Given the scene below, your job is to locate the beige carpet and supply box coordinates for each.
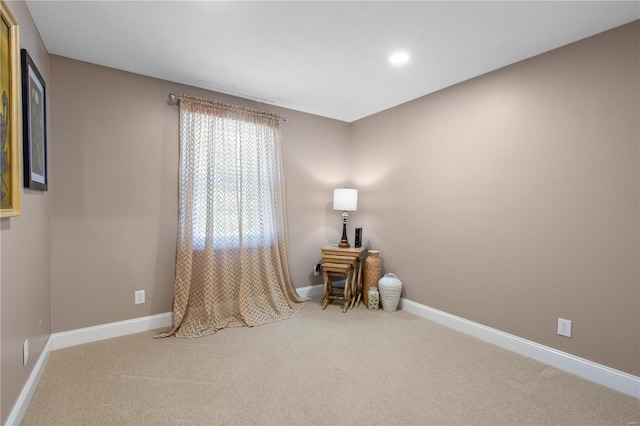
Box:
[22,297,639,425]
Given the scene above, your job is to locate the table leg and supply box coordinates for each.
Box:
[342,273,351,313]
[353,255,363,308]
[322,271,330,309]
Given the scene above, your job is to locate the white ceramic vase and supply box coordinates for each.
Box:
[378,273,402,312]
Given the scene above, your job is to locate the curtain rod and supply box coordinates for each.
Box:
[168,93,288,123]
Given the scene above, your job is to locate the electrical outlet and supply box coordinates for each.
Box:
[135,290,145,305]
[558,318,572,338]
[313,264,321,276]
[23,340,29,366]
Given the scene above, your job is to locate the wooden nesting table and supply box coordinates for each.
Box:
[321,245,367,311]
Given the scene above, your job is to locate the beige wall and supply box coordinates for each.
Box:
[0,0,51,423]
[49,55,350,333]
[351,21,639,375]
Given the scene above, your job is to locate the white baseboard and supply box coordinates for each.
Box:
[295,284,324,299]
[52,312,173,350]
[5,337,53,426]
[46,287,320,352]
[400,298,640,398]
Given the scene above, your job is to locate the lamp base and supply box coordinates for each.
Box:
[339,214,350,248]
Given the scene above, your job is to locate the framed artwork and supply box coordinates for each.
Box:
[0,0,20,217]
[21,49,47,191]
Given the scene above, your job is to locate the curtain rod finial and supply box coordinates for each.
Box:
[168,94,178,104]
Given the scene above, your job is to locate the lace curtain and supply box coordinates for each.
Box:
[157,96,305,338]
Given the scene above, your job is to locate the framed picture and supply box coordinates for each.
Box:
[0,0,20,217]
[21,49,47,191]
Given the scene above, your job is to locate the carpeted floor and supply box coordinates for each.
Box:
[22,297,640,425]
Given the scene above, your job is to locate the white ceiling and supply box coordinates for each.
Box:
[26,1,639,122]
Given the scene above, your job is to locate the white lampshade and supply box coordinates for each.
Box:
[333,188,358,211]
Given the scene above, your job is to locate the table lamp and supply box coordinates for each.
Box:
[333,188,358,248]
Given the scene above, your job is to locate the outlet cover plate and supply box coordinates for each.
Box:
[558,318,572,337]
[135,290,145,305]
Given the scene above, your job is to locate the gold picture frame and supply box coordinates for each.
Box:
[1,0,20,217]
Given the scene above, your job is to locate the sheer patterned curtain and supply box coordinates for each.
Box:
[158,96,305,338]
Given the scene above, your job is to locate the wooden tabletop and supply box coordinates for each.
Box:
[321,244,367,256]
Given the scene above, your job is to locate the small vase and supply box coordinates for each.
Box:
[378,273,403,312]
[363,250,382,305]
[367,287,379,311]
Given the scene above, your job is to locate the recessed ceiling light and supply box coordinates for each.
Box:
[389,51,410,65]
